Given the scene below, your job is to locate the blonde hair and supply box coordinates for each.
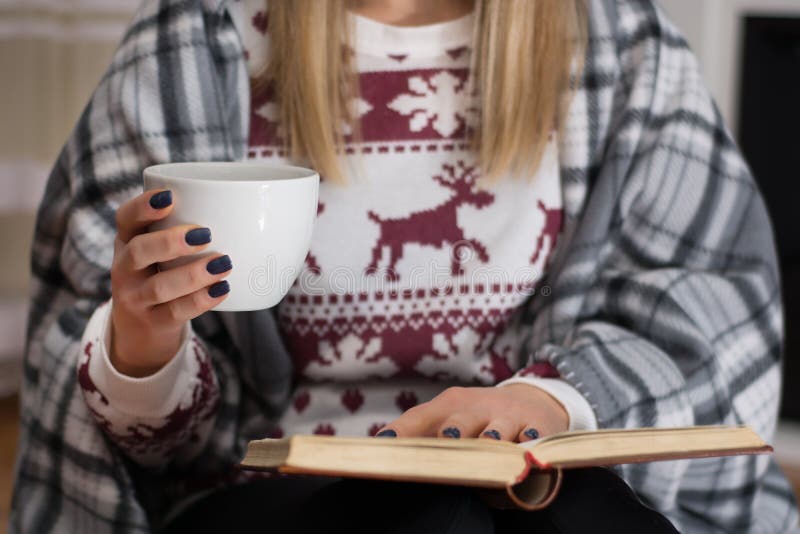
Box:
[261,0,586,183]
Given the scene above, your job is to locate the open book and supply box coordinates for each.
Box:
[240,426,771,510]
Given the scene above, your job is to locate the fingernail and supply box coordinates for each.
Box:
[186,227,211,246]
[376,429,397,438]
[206,255,232,275]
[524,428,540,440]
[208,280,230,298]
[483,430,501,440]
[149,190,172,209]
[442,427,461,439]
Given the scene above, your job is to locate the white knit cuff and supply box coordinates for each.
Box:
[84,300,197,418]
[497,376,598,431]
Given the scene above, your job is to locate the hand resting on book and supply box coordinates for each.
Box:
[376,384,569,442]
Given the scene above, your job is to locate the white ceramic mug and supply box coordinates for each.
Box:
[143,162,319,311]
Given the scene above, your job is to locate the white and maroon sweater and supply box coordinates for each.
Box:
[78,1,595,465]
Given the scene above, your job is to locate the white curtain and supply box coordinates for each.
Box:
[0,0,139,396]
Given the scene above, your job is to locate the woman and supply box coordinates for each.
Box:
[10,0,799,532]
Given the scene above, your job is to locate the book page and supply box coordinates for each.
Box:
[519,426,771,468]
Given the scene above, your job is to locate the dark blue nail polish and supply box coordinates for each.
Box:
[442,427,461,439]
[206,255,232,275]
[524,428,540,440]
[376,429,397,438]
[149,190,172,209]
[483,430,501,440]
[208,280,230,298]
[186,227,211,246]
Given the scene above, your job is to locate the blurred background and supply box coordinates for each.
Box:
[0,0,798,529]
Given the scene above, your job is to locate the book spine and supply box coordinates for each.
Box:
[479,453,562,512]
[505,468,562,511]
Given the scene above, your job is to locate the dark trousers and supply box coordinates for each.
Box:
[162,468,678,533]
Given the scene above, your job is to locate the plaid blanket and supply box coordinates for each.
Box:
[10,0,799,531]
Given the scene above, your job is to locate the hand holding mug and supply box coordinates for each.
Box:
[110,189,233,377]
[111,162,319,377]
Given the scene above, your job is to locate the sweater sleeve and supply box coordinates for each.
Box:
[78,301,219,467]
[517,1,798,531]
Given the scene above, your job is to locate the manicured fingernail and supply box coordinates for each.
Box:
[376,429,397,438]
[208,280,230,298]
[149,190,172,209]
[524,428,540,440]
[483,430,501,440]
[186,227,211,246]
[206,255,232,275]
[442,427,461,439]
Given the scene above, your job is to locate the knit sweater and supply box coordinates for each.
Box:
[242,2,596,436]
[12,0,799,531]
